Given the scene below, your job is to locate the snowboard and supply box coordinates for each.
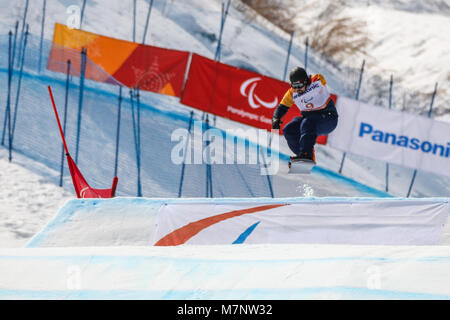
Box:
[288,158,316,174]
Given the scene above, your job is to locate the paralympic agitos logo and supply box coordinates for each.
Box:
[240,77,278,109]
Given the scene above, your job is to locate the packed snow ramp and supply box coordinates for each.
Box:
[0,197,449,299]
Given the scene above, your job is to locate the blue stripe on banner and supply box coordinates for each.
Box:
[233,221,261,244]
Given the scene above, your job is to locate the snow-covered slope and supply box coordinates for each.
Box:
[0,149,72,248]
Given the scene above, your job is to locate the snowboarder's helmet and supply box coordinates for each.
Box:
[289,67,309,89]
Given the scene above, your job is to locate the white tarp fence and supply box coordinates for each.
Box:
[327,96,450,177]
[27,198,450,248]
[152,200,449,246]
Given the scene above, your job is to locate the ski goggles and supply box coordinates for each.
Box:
[291,79,308,89]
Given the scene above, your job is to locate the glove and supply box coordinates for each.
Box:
[272,117,282,129]
[272,104,289,129]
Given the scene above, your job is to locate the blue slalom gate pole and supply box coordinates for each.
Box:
[38,0,46,73]
[142,0,154,44]
[406,82,438,198]
[282,31,294,81]
[75,47,87,164]
[338,59,365,174]
[114,86,123,178]
[59,60,71,187]
[11,24,29,145]
[178,111,194,197]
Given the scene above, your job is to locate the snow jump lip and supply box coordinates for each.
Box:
[26,197,450,248]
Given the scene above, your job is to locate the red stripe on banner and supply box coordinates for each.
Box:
[155,204,287,246]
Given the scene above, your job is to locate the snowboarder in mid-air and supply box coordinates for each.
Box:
[272,66,338,172]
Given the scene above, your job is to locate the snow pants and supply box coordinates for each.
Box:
[283,102,338,155]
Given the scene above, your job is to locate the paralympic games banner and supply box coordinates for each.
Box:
[180,54,335,144]
[328,96,450,177]
[47,23,190,97]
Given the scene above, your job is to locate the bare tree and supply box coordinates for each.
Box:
[240,0,369,60]
[240,0,297,32]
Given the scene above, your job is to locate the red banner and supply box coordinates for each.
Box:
[181,54,335,144]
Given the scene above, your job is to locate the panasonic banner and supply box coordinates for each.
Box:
[327,96,450,177]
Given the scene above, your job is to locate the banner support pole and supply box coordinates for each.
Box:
[38,0,46,73]
[114,86,122,178]
[178,111,194,197]
[59,60,71,187]
[338,59,365,174]
[282,31,294,81]
[385,74,393,193]
[406,82,438,197]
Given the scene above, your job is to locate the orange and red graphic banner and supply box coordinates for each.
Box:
[47,23,190,97]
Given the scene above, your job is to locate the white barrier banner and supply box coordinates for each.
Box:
[328,96,450,177]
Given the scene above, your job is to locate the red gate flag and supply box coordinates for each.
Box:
[66,154,118,198]
[180,54,335,144]
[47,23,190,97]
[48,85,118,198]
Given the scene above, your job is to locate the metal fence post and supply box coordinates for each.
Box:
[304,37,309,72]
[80,0,87,29]
[282,31,294,81]
[142,0,154,44]
[338,59,365,174]
[38,0,46,73]
[136,87,142,197]
[11,24,29,144]
[75,47,87,164]
[12,21,18,70]
[2,31,13,147]
[214,0,231,62]
[130,89,142,197]
[114,86,123,178]
[406,82,438,197]
[204,115,213,197]
[132,0,136,42]
[59,60,71,186]
[385,74,393,192]
[16,0,29,68]
[5,32,13,161]
[178,111,194,197]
